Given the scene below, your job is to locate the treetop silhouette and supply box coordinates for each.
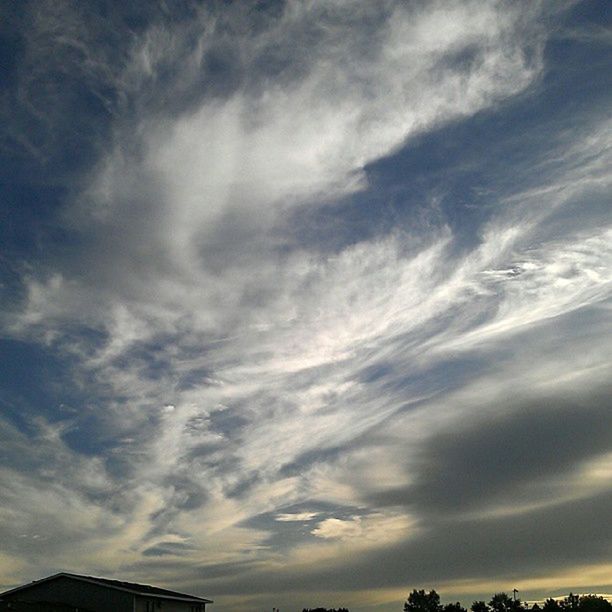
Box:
[404,591,611,612]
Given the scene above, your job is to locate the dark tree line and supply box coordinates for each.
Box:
[404,590,612,612]
[299,592,611,612]
[302,608,349,612]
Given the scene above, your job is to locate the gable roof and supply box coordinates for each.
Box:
[0,573,212,604]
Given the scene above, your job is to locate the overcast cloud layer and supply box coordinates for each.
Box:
[0,1,611,611]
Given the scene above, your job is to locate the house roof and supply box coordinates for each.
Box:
[0,573,213,604]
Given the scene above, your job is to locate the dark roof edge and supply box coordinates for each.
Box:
[0,573,66,598]
[0,573,213,604]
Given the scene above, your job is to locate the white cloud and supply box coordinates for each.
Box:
[276,512,320,522]
[309,513,415,547]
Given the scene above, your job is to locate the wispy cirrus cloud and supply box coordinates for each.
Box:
[0,1,611,611]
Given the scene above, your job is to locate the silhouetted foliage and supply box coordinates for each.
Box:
[543,600,562,612]
[561,595,581,611]
[489,593,524,612]
[404,590,443,612]
[472,602,490,612]
[444,602,467,612]
[576,597,612,612]
[302,608,349,612]
[404,591,611,612]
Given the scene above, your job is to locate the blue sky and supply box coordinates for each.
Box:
[0,1,611,611]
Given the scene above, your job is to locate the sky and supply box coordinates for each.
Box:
[0,1,611,611]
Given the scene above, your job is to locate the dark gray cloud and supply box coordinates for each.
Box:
[372,386,612,515]
[142,541,195,557]
[201,487,612,595]
[186,385,612,598]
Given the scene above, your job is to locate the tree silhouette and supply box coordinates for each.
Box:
[577,596,612,612]
[404,590,443,612]
[444,602,467,612]
[302,608,349,612]
[489,593,524,612]
[561,595,581,610]
[543,600,561,612]
[402,590,611,612]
